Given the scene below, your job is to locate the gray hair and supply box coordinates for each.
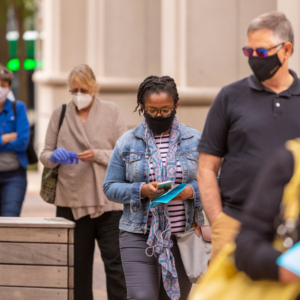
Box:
[248,12,294,53]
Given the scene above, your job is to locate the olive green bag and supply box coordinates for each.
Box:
[40,104,66,204]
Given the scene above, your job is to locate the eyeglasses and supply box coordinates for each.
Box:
[144,108,174,118]
[242,42,285,58]
[69,88,89,94]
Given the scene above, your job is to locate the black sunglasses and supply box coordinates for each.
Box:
[242,42,285,58]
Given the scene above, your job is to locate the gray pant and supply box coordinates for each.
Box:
[119,230,192,300]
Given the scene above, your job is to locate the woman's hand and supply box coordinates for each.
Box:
[141,182,165,201]
[2,132,17,145]
[171,185,193,201]
[279,267,300,283]
[78,150,94,162]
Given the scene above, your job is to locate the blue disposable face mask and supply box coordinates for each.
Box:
[0,87,9,103]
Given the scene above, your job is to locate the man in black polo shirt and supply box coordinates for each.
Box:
[197,11,300,261]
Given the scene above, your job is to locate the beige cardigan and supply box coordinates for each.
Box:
[40,98,127,219]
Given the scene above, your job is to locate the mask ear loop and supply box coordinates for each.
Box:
[145,208,172,257]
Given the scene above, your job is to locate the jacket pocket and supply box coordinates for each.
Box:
[123,153,142,181]
[3,119,16,133]
[186,151,199,178]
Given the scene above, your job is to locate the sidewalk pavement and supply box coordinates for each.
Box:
[21,171,107,300]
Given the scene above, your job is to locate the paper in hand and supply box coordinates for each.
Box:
[276,241,300,277]
[148,183,187,210]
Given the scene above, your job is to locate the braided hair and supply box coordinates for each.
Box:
[134,75,179,115]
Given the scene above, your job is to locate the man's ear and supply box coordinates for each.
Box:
[284,42,293,58]
[175,102,179,109]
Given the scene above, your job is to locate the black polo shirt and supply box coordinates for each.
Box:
[198,70,300,221]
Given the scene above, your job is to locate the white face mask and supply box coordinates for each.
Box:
[72,93,93,110]
[0,87,9,103]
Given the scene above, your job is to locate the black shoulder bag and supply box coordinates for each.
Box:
[12,101,38,165]
[40,104,66,204]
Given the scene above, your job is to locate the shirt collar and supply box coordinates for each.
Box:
[248,69,300,97]
[2,99,11,112]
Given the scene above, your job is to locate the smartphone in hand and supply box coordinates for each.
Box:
[157,180,173,191]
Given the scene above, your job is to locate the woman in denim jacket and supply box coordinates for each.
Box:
[103,76,203,300]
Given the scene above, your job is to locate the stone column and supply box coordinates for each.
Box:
[277,0,300,74]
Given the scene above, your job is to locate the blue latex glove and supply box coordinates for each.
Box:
[50,148,78,165]
[68,151,79,164]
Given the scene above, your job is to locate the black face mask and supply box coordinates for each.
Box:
[144,109,176,135]
[248,53,282,82]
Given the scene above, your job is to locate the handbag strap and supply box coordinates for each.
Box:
[12,100,17,116]
[195,211,201,237]
[56,104,66,148]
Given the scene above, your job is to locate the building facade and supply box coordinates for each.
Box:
[33,0,300,162]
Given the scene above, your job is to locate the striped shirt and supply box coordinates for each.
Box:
[147,135,186,234]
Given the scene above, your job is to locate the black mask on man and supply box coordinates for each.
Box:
[144,109,176,135]
[248,53,282,82]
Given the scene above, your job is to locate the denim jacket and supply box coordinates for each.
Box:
[103,122,204,234]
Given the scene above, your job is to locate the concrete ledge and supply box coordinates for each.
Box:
[33,71,219,105]
[178,87,220,106]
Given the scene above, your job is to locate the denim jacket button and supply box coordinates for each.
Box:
[141,228,144,232]
[143,172,146,177]
[143,211,146,215]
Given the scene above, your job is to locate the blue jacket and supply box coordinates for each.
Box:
[0,99,30,168]
[103,121,204,234]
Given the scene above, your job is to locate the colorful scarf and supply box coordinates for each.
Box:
[143,116,181,300]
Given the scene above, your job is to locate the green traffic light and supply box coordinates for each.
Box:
[7,58,20,71]
[24,59,37,70]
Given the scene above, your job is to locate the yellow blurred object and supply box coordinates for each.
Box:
[283,139,300,221]
[274,139,300,252]
[189,243,300,300]
[190,138,300,300]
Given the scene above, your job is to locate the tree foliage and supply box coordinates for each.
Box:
[0,0,36,105]
[0,0,36,28]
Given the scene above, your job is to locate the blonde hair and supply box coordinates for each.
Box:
[68,64,98,91]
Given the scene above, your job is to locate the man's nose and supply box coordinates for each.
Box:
[252,50,259,57]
